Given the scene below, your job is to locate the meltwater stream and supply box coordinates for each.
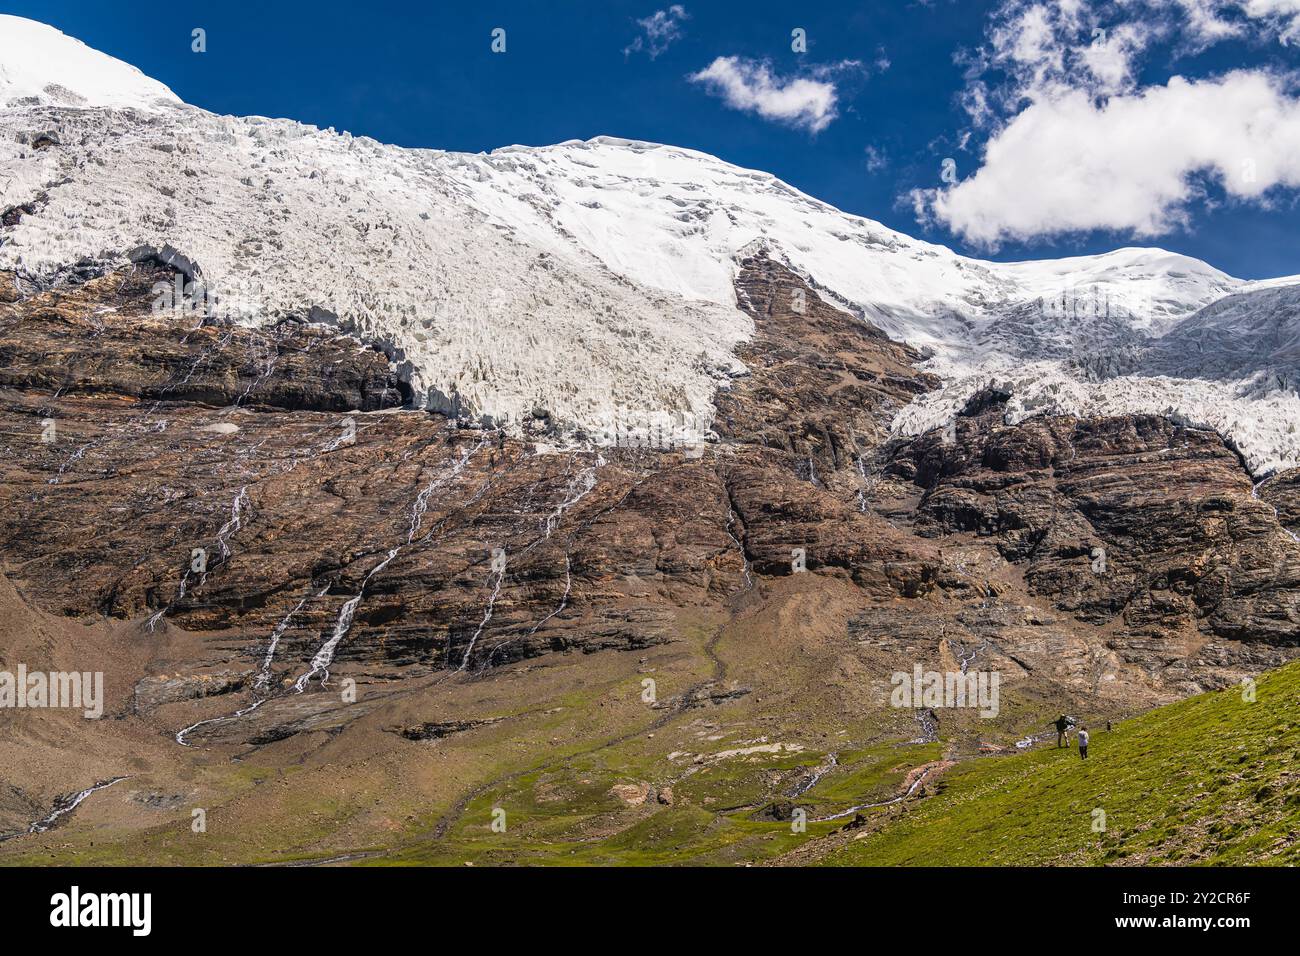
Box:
[812,765,938,823]
[292,548,401,691]
[6,777,130,839]
[295,439,488,691]
[1251,475,1300,546]
[174,584,331,745]
[175,439,487,744]
[463,453,600,671]
[149,418,355,632]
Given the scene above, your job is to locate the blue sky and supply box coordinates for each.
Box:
[4,0,1299,278]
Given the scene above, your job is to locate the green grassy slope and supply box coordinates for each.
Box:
[382,738,944,866]
[823,660,1300,866]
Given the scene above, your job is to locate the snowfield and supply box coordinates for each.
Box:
[0,15,179,112]
[2,14,1299,470]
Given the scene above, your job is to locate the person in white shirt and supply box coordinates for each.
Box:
[1077,726,1090,759]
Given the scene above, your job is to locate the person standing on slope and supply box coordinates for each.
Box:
[1052,714,1075,748]
[1078,726,1090,760]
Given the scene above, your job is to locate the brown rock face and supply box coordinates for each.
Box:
[0,250,1297,758]
[0,266,406,412]
[887,387,1300,672]
[718,252,938,479]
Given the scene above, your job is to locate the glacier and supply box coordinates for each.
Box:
[2,14,1299,472]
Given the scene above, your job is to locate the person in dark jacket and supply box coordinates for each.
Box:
[1052,714,1075,748]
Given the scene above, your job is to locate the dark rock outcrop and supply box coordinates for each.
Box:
[0,266,406,412]
[888,390,1300,659]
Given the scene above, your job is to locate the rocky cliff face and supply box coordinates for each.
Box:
[718,252,938,473]
[2,252,1296,740]
[0,265,406,411]
[889,390,1300,678]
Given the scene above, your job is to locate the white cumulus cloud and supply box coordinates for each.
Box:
[688,57,843,133]
[928,70,1300,245]
[916,0,1300,246]
[1176,0,1300,43]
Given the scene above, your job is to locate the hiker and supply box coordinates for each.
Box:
[1078,726,1090,759]
[1052,714,1074,748]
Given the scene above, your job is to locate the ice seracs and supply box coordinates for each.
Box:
[2,15,1300,473]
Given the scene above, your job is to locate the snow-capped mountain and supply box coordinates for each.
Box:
[0,14,178,111]
[3,15,1299,471]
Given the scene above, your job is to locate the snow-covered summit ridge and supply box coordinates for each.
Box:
[2,16,1300,472]
[0,15,180,112]
[450,138,1261,339]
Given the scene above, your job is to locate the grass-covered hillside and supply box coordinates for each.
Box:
[821,660,1300,866]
